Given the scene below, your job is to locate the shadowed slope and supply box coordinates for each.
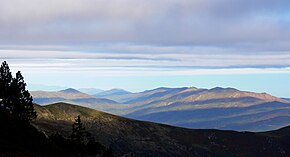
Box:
[33,103,290,157]
[126,101,290,131]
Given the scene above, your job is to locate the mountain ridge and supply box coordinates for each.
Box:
[59,88,82,94]
[31,88,95,99]
[95,87,287,105]
[31,87,290,131]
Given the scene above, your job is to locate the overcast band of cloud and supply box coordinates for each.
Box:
[1,49,290,76]
[1,0,290,49]
[1,0,290,77]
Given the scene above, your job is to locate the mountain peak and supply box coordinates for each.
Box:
[109,88,128,92]
[209,87,238,92]
[94,88,131,97]
[59,88,81,93]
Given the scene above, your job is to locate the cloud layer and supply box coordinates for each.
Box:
[1,0,290,49]
[0,0,290,77]
[1,49,290,77]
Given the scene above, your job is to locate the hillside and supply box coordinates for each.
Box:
[128,101,290,131]
[32,103,290,157]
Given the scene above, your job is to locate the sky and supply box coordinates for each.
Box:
[0,0,290,97]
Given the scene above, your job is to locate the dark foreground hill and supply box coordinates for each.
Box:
[33,103,290,157]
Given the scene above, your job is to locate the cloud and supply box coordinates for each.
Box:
[1,0,290,77]
[0,0,290,50]
[1,49,290,77]
[1,0,290,96]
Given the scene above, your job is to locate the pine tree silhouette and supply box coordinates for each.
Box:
[71,115,86,144]
[10,71,37,122]
[0,61,36,122]
[0,61,13,119]
[70,115,114,156]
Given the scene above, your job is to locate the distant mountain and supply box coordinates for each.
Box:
[131,87,286,106]
[31,88,95,99]
[78,88,104,95]
[97,87,286,105]
[33,103,290,157]
[120,87,287,114]
[283,98,290,102]
[31,88,127,114]
[96,87,186,103]
[94,88,132,101]
[117,87,289,131]
[59,88,87,94]
[32,87,290,131]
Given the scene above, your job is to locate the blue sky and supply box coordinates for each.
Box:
[0,0,290,97]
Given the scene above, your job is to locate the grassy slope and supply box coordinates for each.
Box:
[33,103,290,157]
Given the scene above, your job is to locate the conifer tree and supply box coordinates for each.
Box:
[9,71,37,122]
[70,115,113,156]
[0,61,36,122]
[0,61,12,90]
[0,61,13,119]
[71,115,86,144]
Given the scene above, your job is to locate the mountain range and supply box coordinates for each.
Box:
[31,88,128,114]
[31,87,290,131]
[32,102,290,157]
